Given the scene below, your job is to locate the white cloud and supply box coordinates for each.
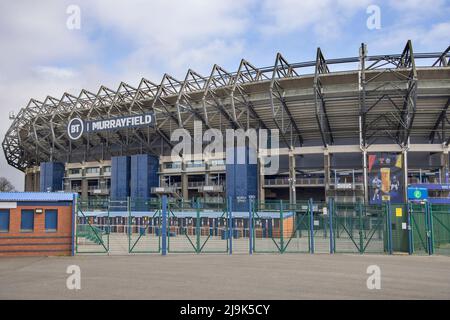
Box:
[0,0,255,189]
[388,0,447,15]
[259,0,371,38]
[33,66,78,80]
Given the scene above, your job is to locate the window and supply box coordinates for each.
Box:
[187,161,204,168]
[103,166,111,173]
[86,167,100,174]
[21,210,34,232]
[210,159,225,166]
[45,210,58,232]
[0,210,10,233]
[165,162,181,169]
[69,168,81,175]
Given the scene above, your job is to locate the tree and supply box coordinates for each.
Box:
[0,177,15,192]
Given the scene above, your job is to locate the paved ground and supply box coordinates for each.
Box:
[0,253,449,299]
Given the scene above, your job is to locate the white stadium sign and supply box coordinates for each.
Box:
[67,113,155,140]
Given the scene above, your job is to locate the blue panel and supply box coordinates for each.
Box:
[130,154,159,201]
[40,162,65,192]
[0,210,10,232]
[21,210,34,232]
[45,209,58,231]
[225,146,258,211]
[407,187,428,201]
[111,156,131,201]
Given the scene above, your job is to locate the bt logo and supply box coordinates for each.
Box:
[67,118,84,140]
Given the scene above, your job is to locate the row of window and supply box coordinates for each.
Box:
[0,209,58,233]
[69,166,111,175]
[164,160,225,169]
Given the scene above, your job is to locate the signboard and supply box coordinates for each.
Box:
[0,202,17,209]
[67,113,155,140]
[407,187,428,201]
[336,183,353,190]
[368,153,404,204]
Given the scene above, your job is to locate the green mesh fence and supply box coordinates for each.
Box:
[333,202,386,254]
[431,204,450,255]
[74,197,450,256]
[282,202,311,254]
[252,202,285,253]
[410,203,429,254]
[166,200,229,254]
[76,200,109,254]
[128,199,161,254]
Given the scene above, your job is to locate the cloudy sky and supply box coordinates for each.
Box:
[0,0,449,190]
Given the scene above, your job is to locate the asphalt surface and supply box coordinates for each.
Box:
[0,253,449,299]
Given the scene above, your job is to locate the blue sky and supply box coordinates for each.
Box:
[0,0,449,189]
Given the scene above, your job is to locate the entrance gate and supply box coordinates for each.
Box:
[333,202,386,254]
[167,200,229,254]
[76,199,109,254]
[409,202,450,255]
[128,200,161,254]
[431,204,450,255]
[409,202,429,254]
[282,201,311,253]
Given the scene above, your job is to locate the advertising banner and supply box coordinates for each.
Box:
[368,153,404,204]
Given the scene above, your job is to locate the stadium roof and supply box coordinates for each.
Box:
[2,40,450,171]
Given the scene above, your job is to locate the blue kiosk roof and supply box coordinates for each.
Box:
[0,192,76,202]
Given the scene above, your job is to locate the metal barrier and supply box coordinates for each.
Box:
[74,197,450,256]
[431,204,450,255]
[408,202,450,255]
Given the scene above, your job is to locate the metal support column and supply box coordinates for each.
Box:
[324,151,331,202]
[309,198,314,254]
[441,150,449,183]
[289,153,296,205]
[386,201,393,254]
[362,149,368,204]
[258,156,265,203]
[328,197,334,254]
[280,199,284,253]
[425,201,434,255]
[228,196,233,255]
[161,195,168,256]
[403,149,409,203]
[181,161,189,200]
[196,198,201,254]
[249,198,253,255]
[358,201,364,254]
[407,201,413,255]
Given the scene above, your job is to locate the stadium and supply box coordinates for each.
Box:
[1,41,450,256]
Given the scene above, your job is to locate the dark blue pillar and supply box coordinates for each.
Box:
[40,162,65,192]
[226,146,257,211]
[130,154,159,201]
[111,156,131,201]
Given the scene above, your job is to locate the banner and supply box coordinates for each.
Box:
[368,153,404,204]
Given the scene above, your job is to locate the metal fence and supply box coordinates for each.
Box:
[75,197,450,256]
